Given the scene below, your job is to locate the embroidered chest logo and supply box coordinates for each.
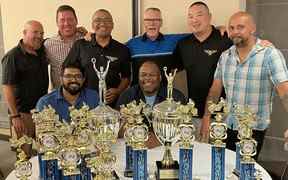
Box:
[105,56,118,62]
[204,49,217,56]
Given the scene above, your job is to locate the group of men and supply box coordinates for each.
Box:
[2,1,288,160]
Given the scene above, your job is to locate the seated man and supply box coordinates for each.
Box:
[116,60,186,148]
[36,61,99,122]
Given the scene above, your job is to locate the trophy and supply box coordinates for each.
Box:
[120,101,146,177]
[32,106,61,180]
[152,67,180,180]
[130,109,149,180]
[10,135,33,180]
[208,98,228,180]
[233,105,257,180]
[90,58,120,179]
[176,99,198,180]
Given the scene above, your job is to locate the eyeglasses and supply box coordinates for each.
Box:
[143,18,162,23]
[93,18,113,25]
[62,74,83,81]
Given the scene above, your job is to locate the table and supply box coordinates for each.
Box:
[6,139,271,180]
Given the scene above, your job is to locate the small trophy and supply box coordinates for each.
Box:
[32,106,61,180]
[10,135,33,180]
[176,99,198,180]
[152,67,180,180]
[131,112,149,180]
[208,98,228,180]
[120,101,146,177]
[233,105,257,180]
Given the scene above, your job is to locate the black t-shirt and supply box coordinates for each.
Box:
[1,40,49,113]
[64,34,131,91]
[174,26,232,117]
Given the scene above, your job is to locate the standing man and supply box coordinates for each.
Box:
[173,1,232,132]
[127,7,188,85]
[202,11,288,159]
[2,20,49,156]
[64,9,131,107]
[45,5,87,89]
[36,62,99,122]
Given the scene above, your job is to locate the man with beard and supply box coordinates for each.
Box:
[36,62,99,122]
[116,61,186,148]
[64,9,131,107]
[2,20,48,156]
[202,11,288,160]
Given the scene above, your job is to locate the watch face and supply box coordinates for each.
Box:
[62,150,80,163]
[212,125,225,138]
[42,134,58,149]
[180,126,194,139]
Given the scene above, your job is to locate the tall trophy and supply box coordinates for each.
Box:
[90,58,120,179]
[32,106,61,180]
[10,135,33,180]
[208,98,228,180]
[234,105,257,180]
[152,67,180,180]
[177,99,198,180]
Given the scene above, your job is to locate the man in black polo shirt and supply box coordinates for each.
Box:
[173,2,232,140]
[64,9,131,107]
[2,20,48,156]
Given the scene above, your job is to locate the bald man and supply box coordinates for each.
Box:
[2,20,48,156]
[64,9,131,107]
[201,11,288,160]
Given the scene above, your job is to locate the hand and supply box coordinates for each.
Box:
[260,40,273,47]
[216,25,227,36]
[76,26,88,35]
[12,117,26,137]
[105,88,120,104]
[200,116,210,143]
[84,32,93,42]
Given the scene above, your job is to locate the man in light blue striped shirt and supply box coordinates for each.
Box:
[201,11,288,159]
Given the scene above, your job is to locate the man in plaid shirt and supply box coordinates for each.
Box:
[201,11,288,160]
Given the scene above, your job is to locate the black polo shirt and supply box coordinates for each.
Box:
[64,34,131,91]
[2,40,49,113]
[174,26,232,117]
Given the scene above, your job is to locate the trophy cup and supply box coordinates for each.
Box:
[152,67,180,180]
[130,110,149,180]
[208,98,228,180]
[176,99,198,180]
[90,58,120,179]
[120,101,146,177]
[32,106,61,180]
[10,135,33,180]
[233,105,257,180]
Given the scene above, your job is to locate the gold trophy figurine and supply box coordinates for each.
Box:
[10,135,33,180]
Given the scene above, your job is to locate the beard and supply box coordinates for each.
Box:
[232,37,247,47]
[63,82,82,95]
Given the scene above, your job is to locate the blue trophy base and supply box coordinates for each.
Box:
[211,146,225,180]
[240,163,255,180]
[38,155,61,180]
[124,145,134,177]
[233,143,241,177]
[179,148,193,180]
[133,149,147,180]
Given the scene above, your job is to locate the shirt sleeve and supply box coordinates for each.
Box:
[35,97,47,112]
[119,46,131,79]
[267,47,288,85]
[1,53,18,85]
[214,53,224,80]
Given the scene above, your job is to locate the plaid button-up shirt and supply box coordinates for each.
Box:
[214,39,288,130]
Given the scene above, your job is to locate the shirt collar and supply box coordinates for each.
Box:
[141,32,164,41]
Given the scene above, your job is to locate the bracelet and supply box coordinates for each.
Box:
[9,114,21,119]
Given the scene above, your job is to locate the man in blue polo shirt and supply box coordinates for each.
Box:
[36,61,99,122]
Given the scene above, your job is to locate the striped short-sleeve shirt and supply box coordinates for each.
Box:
[214,39,288,130]
[44,32,83,88]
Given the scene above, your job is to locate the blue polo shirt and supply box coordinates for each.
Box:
[36,88,99,122]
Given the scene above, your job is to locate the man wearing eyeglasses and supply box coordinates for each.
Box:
[127,7,188,85]
[36,62,99,122]
[64,9,131,107]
